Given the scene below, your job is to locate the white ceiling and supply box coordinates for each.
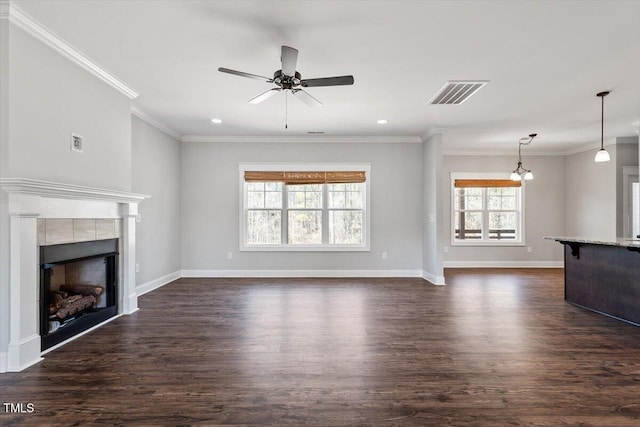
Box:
[12,0,640,153]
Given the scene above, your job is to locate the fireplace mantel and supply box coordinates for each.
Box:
[0,178,149,373]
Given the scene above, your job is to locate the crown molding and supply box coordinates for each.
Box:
[3,2,138,99]
[180,135,423,144]
[422,126,447,142]
[131,106,181,141]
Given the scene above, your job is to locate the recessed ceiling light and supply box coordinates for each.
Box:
[211,118,222,124]
[377,119,388,124]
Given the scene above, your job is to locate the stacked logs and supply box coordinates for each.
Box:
[49,284,104,320]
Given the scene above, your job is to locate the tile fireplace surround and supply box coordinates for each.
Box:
[0,179,149,372]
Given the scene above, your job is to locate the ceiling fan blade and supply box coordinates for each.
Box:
[292,89,322,108]
[281,46,298,77]
[248,88,282,104]
[300,75,354,87]
[218,67,272,82]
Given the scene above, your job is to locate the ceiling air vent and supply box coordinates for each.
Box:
[428,80,489,105]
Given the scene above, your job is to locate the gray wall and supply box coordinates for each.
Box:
[564,145,617,239]
[180,141,423,272]
[442,155,565,265]
[422,133,444,282]
[0,20,10,366]
[7,26,131,191]
[615,138,639,236]
[131,115,182,286]
[0,22,133,362]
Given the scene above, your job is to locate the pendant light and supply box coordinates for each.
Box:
[594,91,610,162]
[510,133,537,181]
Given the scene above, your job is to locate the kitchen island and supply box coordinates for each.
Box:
[546,237,640,325]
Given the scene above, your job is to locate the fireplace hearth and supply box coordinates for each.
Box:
[40,239,119,351]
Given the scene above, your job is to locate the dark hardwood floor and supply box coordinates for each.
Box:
[3,269,640,426]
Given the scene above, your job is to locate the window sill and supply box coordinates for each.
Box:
[240,244,370,252]
[451,241,525,247]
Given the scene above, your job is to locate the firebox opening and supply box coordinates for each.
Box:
[40,239,119,351]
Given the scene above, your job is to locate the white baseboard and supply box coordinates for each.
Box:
[136,270,182,296]
[181,269,424,278]
[7,334,43,372]
[422,270,446,285]
[444,261,564,268]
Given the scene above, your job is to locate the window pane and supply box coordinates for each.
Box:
[247,210,281,244]
[288,210,322,244]
[454,188,482,210]
[489,212,516,239]
[329,190,345,208]
[454,211,482,240]
[488,187,517,210]
[265,191,282,209]
[247,182,264,191]
[287,185,323,209]
[329,183,363,209]
[329,211,363,244]
[247,191,264,208]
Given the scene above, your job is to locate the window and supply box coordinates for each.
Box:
[451,174,524,245]
[240,165,370,251]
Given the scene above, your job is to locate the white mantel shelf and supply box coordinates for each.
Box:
[0,178,149,203]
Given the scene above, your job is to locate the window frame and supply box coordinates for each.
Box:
[450,172,525,247]
[239,163,371,252]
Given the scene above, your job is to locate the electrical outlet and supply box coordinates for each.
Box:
[527,247,533,253]
[444,246,449,253]
[135,263,140,273]
[382,252,388,260]
[227,252,233,260]
[136,214,142,223]
[70,133,84,152]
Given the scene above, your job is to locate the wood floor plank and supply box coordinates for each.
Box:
[3,269,640,425]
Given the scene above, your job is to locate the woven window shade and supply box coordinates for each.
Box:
[244,171,285,182]
[454,179,521,188]
[244,171,366,185]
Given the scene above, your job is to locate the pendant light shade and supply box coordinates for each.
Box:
[594,91,610,163]
[511,133,537,181]
[595,148,610,162]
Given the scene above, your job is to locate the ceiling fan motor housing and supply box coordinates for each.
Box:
[273,70,301,89]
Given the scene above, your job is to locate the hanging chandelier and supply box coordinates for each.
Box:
[510,133,537,181]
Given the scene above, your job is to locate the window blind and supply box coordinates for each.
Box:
[454,179,521,188]
[244,171,366,185]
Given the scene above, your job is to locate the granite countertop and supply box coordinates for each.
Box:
[544,236,640,248]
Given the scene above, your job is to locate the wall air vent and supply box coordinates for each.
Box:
[428,80,489,105]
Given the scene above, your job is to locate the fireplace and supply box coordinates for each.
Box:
[0,178,148,372]
[40,239,119,351]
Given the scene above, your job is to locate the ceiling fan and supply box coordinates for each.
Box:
[218,45,354,108]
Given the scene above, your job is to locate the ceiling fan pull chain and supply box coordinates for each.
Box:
[285,90,288,129]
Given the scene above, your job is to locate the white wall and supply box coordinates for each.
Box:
[442,155,565,266]
[131,115,182,288]
[180,141,423,274]
[422,133,445,283]
[7,25,131,191]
